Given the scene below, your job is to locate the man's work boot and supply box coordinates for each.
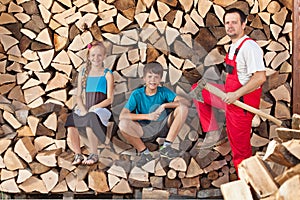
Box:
[200,129,227,149]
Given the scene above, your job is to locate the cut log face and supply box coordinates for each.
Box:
[88,170,109,193]
[221,179,253,200]
[239,156,278,198]
[14,137,37,163]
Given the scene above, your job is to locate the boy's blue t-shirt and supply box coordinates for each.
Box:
[124,86,176,122]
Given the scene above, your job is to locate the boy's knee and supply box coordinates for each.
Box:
[177,103,189,116]
[118,119,130,131]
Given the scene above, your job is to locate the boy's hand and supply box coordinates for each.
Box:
[148,105,165,121]
[148,111,161,121]
[155,104,165,115]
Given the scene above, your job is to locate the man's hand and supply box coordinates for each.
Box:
[223,92,239,104]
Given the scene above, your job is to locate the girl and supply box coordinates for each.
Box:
[65,41,114,165]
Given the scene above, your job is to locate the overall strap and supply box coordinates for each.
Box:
[104,68,112,76]
[233,37,253,60]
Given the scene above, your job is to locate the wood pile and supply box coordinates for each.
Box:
[221,114,300,200]
[0,0,295,198]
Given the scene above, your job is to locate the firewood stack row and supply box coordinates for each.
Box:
[221,113,300,200]
[0,0,295,198]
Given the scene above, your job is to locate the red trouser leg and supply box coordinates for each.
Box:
[226,105,254,173]
[191,83,226,132]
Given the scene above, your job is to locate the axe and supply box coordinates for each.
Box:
[189,79,283,126]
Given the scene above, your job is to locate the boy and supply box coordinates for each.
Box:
[119,62,190,166]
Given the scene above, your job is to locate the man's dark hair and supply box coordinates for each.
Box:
[223,8,247,24]
[143,62,163,78]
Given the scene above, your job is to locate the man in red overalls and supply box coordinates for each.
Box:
[192,8,266,174]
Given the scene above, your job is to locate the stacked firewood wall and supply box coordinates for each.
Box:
[0,0,295,198]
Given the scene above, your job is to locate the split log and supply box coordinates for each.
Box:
[128,166,150,187]
[169,157,187,172]
[57,152,76,172]
[186,157,203,178]
[238,156,278,198]
[211,174,229,188]
[292,114,300,130]
[155,161,167,177]
[88,170,110,193]
[276,174,300,199]
[17,169,32,184]
[18,176,48,193]
[40,169,59,192]
[221,179,253,200]
[108,174,120,190]
[150,176,164,189]
[3,147,26,171]
[276,127,300,142]
[1,169,17,181]
[35,148,62,167]
[0,179,20,193]
[14,136,37,163]
[142,188,169,199]
[275,163,300,185]
[263,139,300,167]
[29,162,50,175]
[111,179,132,194]
[107,164,127,179]
[51,180,68,193]
[181,176,200,188]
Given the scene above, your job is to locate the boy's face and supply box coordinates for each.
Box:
[143,71,162,90]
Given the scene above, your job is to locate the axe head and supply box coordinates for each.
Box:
[189,79,207,103]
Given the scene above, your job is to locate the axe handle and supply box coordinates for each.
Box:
[205,83,283,126]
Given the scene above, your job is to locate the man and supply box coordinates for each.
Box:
[192,8,266,173]
[119,62,190,167]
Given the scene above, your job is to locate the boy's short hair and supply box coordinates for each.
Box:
[223,8,247,24]
[143,62,163,78]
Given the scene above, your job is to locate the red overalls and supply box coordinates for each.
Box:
[192,38,262,173]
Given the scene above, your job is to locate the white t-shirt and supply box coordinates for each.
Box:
[228,35,265,85]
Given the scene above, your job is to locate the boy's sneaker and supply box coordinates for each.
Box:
[159,145,182,159]
[136,153,154,167]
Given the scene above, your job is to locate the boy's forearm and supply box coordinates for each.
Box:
[120,109,149,121]
[164,97,191,109]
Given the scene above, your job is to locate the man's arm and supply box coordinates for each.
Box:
[223,71,266,104]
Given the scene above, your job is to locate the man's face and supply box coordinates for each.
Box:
[143,71,161,90]
[224,12,246,40]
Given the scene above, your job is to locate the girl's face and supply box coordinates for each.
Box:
[88,45,106,67]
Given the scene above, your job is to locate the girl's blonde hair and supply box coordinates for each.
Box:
[81,41,106,89]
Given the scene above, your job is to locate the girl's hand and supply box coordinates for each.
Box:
[88,106,96,112]
[80,109,88,116]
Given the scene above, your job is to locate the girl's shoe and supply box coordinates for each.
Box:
[83,153,99,165]
[72,153,84,165]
